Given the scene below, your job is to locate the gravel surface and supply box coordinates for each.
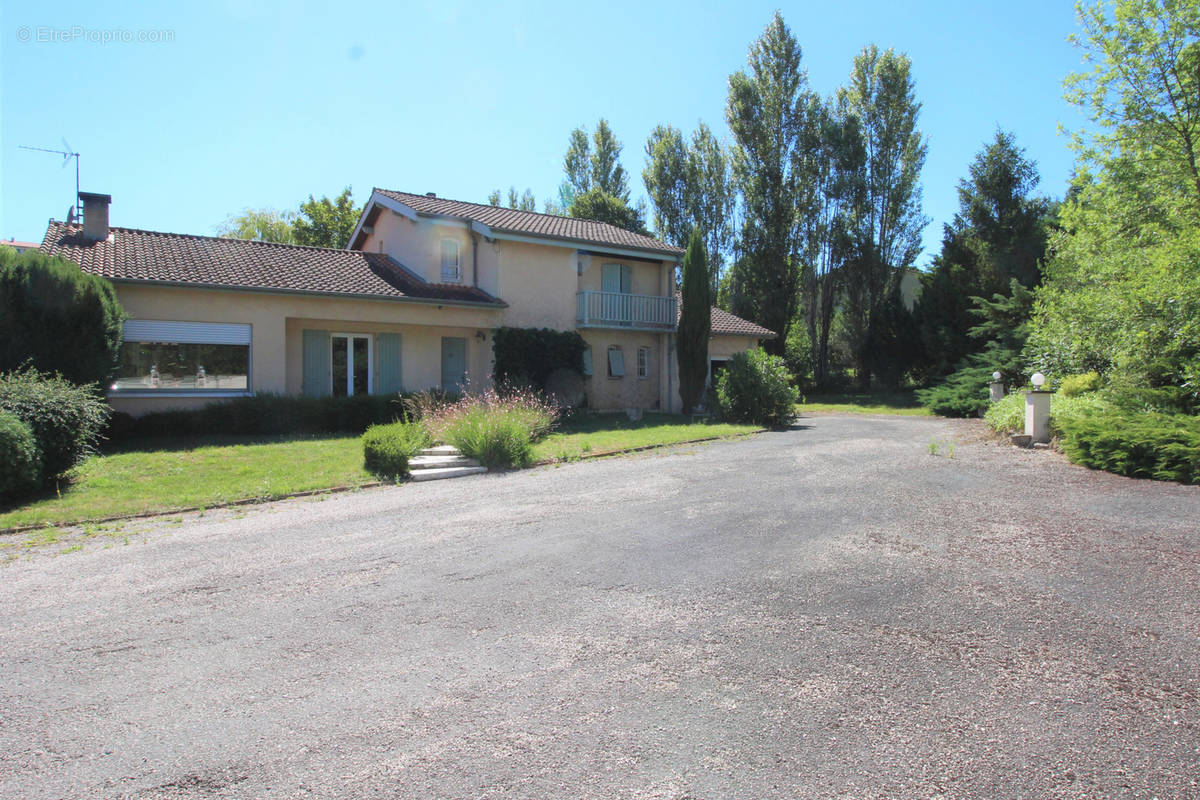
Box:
[1,414,1198,799]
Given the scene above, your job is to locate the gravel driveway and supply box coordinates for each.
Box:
[1,414,1198,799]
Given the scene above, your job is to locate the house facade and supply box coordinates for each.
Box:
[40,189,772,417]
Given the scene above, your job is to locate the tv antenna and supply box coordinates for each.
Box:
[20,140,80,222]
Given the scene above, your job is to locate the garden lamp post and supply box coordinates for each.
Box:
[989,371,1005,403]
[1025,372,1051,444]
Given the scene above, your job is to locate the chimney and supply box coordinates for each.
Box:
[79,192,111,241]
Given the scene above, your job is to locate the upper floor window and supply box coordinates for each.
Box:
[601,263,632,294]
[441,239,461,283]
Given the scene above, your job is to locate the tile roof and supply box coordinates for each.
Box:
[375,189,685,258]
[709,307,776,337]
[674,297,776,338]
[39,220,503,306]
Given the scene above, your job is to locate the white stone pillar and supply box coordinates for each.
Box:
[1024,372,1052,444]
[989,371,1005,403]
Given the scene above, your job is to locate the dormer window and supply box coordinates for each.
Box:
[441,239,461,282]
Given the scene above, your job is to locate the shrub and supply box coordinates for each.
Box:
[916,364,993,417]
[0,247,125,386]
[422,386,560,468]
[984,388,1114,435]
[0,410,42,498]
[1059,371,1102,397]
[1056,408,1200,484]
[0,366,110,480]
[362,421,431,478]
[106,392,410,442]
[983,391,1025,433]
[713,348,798,428]
[492,327,586,389]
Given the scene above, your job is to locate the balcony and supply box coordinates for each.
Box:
[576,291,678,331]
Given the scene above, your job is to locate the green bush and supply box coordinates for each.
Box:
[1057,408,1200,484]
[424,387,560,468]
[0,247,125,386]
[916,364,993,417]
[362,421,431,478]
[0,366,110,480]
[492,327,586,389]
[714,348,798,427]
[984,388,1114,435]
[0,410,42,498]
[1059,371,1102,397]
[983,391,1025,433]
[107,392,411,441]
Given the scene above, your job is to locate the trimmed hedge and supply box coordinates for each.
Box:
[0,247,125,386]
[0,410,42,498]
[492,327,586,389]
[107,392,414,442]
[362,421,431,478]
[0,367,110,480]
[1057,409,1200,484]
[714,348,798,428]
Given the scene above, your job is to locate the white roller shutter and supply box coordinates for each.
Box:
[122,320,252,345]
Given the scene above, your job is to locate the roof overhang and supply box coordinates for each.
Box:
[108,277,508,310]
[349,190,683,264]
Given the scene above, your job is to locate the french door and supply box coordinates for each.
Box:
[331,334,371,396]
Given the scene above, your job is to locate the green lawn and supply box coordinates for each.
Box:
[532,413,762,462]
[0,415,763,531]
[0,435,372,531]
[796,391,933,416]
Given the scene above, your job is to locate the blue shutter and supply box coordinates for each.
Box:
[302,329,331,397]
[376,333,403,394]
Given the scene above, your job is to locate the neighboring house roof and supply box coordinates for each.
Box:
[674,296,776,338]
[367,189,685,259]
[709,307,776,338]
[39,220,504,306]
[3,239,39,251]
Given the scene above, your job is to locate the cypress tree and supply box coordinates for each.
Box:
[677,229,711,414]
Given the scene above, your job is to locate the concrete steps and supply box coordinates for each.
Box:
[409,446,487,482]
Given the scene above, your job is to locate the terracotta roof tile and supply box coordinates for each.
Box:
[674,296,776,338]
[39,221,503,306]
[376,189,684,258]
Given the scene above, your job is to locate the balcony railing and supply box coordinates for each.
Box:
[576,291,677,330]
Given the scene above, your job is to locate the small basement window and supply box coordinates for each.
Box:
[607,346,625,378]
[112,321,251,393]
[441,239,461,282]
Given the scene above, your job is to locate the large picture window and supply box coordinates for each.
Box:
[112,321,251,393]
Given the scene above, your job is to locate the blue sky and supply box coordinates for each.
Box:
[2,0,1087,266]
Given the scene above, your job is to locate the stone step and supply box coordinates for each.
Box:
[419,445,461,456]
[409,465,488,482]
[409,454,480,469]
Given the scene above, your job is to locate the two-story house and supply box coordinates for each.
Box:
[39,189,773,417]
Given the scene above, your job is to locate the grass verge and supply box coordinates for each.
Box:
[532,413,762,463]
[1,415,765,532]
[0,434,372,531]
[796,391,933,416]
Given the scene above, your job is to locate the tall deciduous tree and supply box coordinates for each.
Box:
[562,120,646,233]
[1067,0,1200,210]
[489,187,537,211]
[677,229,712,414]
[838,45,928,389]
[293,188,362,249]
[643,122,735,291]
[217,208,296,243]
[725,11,816,355]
